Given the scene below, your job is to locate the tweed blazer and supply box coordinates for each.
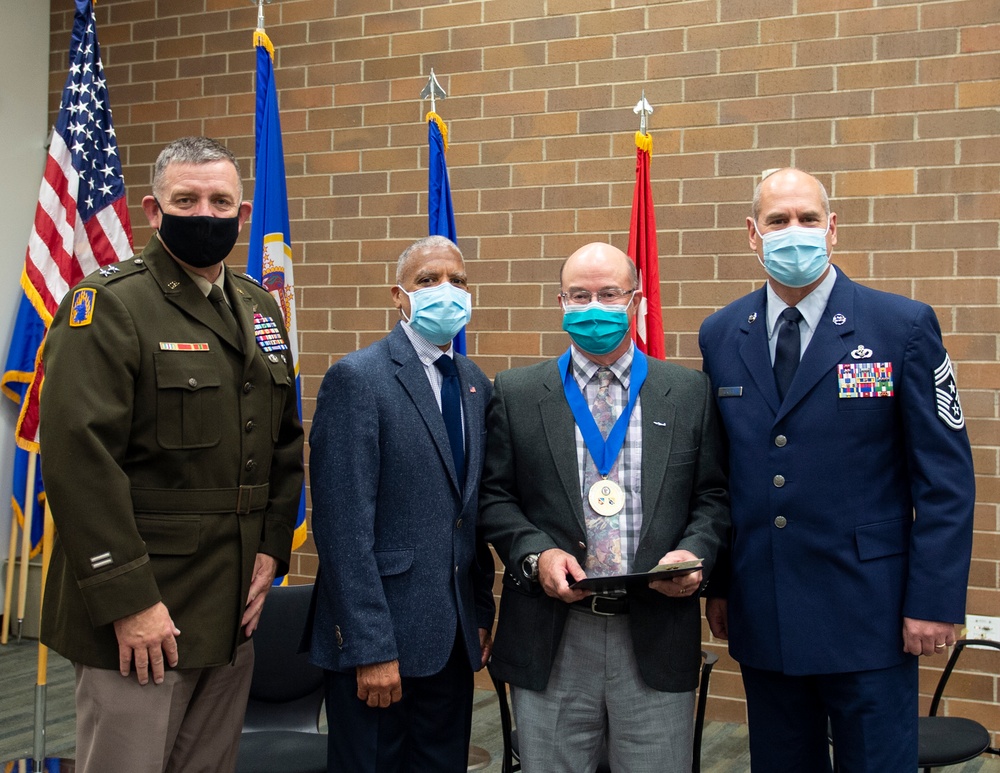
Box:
[479,352,729,692]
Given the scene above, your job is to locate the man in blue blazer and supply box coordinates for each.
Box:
[307,236,495,772]
[699,168,975,772]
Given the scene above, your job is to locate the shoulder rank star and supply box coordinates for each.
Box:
[99,265,120,277]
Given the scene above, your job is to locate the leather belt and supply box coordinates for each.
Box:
[131,484,270,515]
[572,594,630,616]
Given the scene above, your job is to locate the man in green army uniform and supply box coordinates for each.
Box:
[39,136,304,773]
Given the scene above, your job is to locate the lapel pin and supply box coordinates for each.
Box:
[167,280,180,289]
[469,386,477,393]
[653,420,666,426]
[748,312,757,324]
[833,313,847,326]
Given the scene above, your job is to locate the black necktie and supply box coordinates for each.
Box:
[208,284,242,349]
[773,307,803,401]
[434,355,465,488]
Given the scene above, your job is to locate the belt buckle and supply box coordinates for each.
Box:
[590,595,616,616]
[237,485,252,515]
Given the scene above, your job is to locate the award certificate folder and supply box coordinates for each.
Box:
[570,559,703,594]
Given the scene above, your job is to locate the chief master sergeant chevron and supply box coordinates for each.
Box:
[699,167,975,773]
[39,136,304,773]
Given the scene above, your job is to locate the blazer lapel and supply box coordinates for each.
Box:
[456,355,483,507]
[538,361,587,533]
[229,273,261,372]
[638,366,676,545]
[738,289,781,415]
[389,327,462,495]
[776,270,855,422]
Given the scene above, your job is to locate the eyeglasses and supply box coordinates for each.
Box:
[560,288,636,306]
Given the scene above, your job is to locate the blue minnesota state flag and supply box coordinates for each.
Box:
[248,29,306,572]
[427,112,465,355]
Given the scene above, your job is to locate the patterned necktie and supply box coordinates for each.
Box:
[773,306,803,401]
[208,284,242,349]
[434,355,465,489]
[583,367,622,577]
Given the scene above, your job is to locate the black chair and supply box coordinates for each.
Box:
[490,649,719,773]
[919,639,1000,772]
[831,638,1000,772]
[235,583,328,773]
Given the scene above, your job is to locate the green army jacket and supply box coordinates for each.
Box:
[39,236,304,670]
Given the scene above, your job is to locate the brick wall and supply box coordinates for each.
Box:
[49,0,999,732]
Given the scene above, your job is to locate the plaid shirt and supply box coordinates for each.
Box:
[569,344,643,573]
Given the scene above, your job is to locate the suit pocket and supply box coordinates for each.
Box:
[374,548,413,577]
[153,353,222,449]
[135,515,200,556]
[264,356,292,441]
[855,518,910,561]
[667,447,698,466]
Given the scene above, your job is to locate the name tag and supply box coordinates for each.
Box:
[838,362,893,398]
[717,386,743,398]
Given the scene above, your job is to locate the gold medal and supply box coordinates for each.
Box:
[588,478,624,517]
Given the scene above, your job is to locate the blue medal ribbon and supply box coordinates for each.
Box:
[558,347,648,476]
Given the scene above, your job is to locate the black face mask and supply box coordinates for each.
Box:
[156,202,240,268]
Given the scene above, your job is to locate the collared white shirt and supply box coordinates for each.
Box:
[765,265,838,364]
[569,343,643,573]
[400,321,464,447]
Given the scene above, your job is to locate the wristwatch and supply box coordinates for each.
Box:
[521,553,540,581]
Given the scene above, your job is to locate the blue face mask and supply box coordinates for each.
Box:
[399,282,472,346]
[755,222,830,288]
[562,301,631,356]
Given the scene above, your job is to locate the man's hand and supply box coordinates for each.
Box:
[112,602,180,685]
[357,660,402,708]
[903,617,957,656]
[538,549,590,603]
[479,627,493,668]
[649,549,703,599]
[242,553,279,636]
[705,597,728,641]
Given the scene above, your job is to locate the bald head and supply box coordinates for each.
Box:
[752,168,830,223]
[560,243,638,291]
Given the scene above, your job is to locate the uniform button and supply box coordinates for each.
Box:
[773,474,785,487]
[245,420,255,433]
[774,516,787,528]
[774,435,787,447]
[456,518,463,529]
[188,377,198,388]
[454,564,459,573]
[243,381,253,394]
[245,459,256,471]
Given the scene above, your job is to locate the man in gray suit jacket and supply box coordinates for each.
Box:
[480,243,729,773]
[307,236,495,772]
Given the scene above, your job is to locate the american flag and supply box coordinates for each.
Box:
[2,0,133,453]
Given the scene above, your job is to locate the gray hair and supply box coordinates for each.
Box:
[152,137,243,201]
[395,236,463,283]
[751,168,830,222]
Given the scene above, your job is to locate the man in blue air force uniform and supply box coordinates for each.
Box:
[699,168,975,773]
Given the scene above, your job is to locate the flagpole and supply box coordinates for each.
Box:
[15,452,38,642]
[2,515,18,643]
[32,503,54,771]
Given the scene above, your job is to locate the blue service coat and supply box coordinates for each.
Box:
[306,323,495,677]
[699,268,974,676]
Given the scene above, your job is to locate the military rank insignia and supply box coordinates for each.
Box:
[253,313,288,352]
[838,361,893,398]
[69,288,96,327]
[934,353,965,430]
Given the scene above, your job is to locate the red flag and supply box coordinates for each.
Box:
[627,132,665,359]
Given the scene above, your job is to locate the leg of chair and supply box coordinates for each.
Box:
[489,666,519,773]
[692,651,718,773]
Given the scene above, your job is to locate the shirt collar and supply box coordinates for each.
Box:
[181,264,227,299]
[570,342,634,390]
[765,265,838,340]
[400,320,454,365]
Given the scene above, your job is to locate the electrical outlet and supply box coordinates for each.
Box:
[964,614,1000,642]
